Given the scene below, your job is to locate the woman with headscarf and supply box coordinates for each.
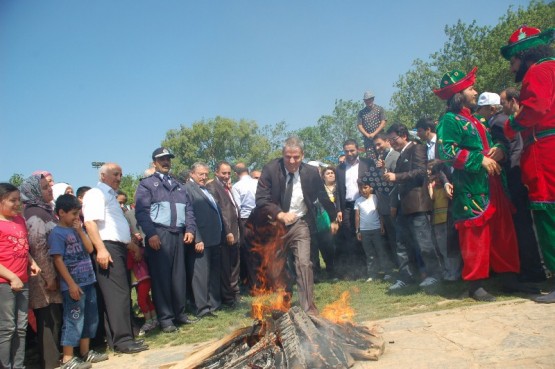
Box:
[20,175,62,369]
[52,183,74,204]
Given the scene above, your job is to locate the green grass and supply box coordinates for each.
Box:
[138,276,547,349]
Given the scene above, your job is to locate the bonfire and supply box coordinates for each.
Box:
[170,217,385,369]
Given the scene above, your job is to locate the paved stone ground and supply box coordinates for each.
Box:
[89,299,555,369]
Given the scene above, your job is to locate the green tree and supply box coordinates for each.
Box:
[296,99,364,163]
[8,173,25,187]
[119,174,142,205]
[162,116,279,174]
[390,0,555,127]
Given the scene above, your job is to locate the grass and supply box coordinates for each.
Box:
[138,275,549,349]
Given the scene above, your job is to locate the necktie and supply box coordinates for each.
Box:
[282,172,295,212]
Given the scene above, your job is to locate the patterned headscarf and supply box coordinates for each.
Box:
[19,175,53,213]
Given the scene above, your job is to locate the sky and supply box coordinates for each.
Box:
[0,0,532,188]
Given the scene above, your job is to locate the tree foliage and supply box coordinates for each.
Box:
[8,173,25,187]
[161,116,283,174]
[390,0,555,127]
[119,174,142,205]
[295,99,364,163]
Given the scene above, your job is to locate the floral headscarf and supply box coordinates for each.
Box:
[19,175,53,213]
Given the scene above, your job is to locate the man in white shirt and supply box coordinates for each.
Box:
[415,117,437,161]
[83,163,148,354]
[232,165,259,290]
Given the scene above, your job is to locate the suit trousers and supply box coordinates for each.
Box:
[281,220,317,314]
[220,241,241,305]
[95,241,134,350]
[395,212,442,282]
[239,218,260,291]
[187,245,222,316]
[145,227,188,328]
[337,206,366,278]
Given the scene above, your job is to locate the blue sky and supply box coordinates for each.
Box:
[1,0,530,188]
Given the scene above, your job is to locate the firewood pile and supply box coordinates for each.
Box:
[171,306,385,369]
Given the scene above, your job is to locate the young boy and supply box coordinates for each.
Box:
[355,179,395,282]
[49,194,108,369]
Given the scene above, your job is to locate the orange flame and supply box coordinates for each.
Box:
[320,291,355,324]
[246,214,291,320]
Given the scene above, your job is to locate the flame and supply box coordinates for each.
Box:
[246,213,291,321]
[320,291,355,324]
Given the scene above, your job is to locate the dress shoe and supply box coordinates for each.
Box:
[115,342,149,354]
[177,316,199,325]
[470,287,496,302]
[198,311,218,319]
[533,290,555,304]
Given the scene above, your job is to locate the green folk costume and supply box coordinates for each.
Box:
[437,109,507,223]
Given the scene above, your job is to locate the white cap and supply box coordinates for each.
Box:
[363,91,375,100]
[477,92,501,106]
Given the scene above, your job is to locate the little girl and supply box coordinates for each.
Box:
[127,244,158,336]
[0,183,41,369]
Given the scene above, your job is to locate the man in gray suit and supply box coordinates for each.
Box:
[184,163,223,318]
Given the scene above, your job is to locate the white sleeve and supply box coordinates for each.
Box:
[82,188,106,222]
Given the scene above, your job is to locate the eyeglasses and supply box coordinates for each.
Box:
[388,136,401,142]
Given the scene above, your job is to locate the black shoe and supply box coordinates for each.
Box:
[533,290,555,304]
[161,324,178,333]
[198,311,218,319]
[470,287,496,302]
[115,342,149,354]
[177,316,199,325]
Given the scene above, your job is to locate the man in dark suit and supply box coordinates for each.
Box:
[207,161,241,308]
[255,136,338,314]
[184,163,223,318]
[383,123,442,291]
[335,139,375,279]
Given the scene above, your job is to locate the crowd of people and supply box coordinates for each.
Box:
[0,25,553,369]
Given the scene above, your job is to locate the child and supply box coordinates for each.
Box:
[118,193,158,336]
[49,194,108,369]
[0,183,41,369]
[355,179,394,282]
[127,247,158,336]
[428,160,461,281]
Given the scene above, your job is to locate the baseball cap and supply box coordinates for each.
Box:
[477,92,501,106]
[152,147,175,161]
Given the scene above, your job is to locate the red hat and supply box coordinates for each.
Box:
[500,26,555,60]
[433,67,477,100]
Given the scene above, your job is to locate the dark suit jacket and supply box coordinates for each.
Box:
[254,159,337,231]
[206,179,240,241]
[391,142,432,215]
[184,180,224,247]
[336,156,374,212]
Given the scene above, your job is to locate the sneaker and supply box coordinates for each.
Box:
[161,324,178,333]
[388,280,407,291]
[60,357,92,369]
[419,277,440,288]
[82,350,108,363]
[365,277,373,282]
[383,274,394,282]
[138,319,158,336]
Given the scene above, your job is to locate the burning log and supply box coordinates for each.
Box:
[171,307,385,369]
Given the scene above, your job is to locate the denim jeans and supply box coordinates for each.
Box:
[61,284,99,347]
[0,282,28,369]
[395,212,442,282]
[360,229,395,277]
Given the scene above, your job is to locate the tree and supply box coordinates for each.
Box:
[296,99,364,163]
[161,116,280,174]
[390,1,555,126]
[8,173,25,187]
[119,174,142,205]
